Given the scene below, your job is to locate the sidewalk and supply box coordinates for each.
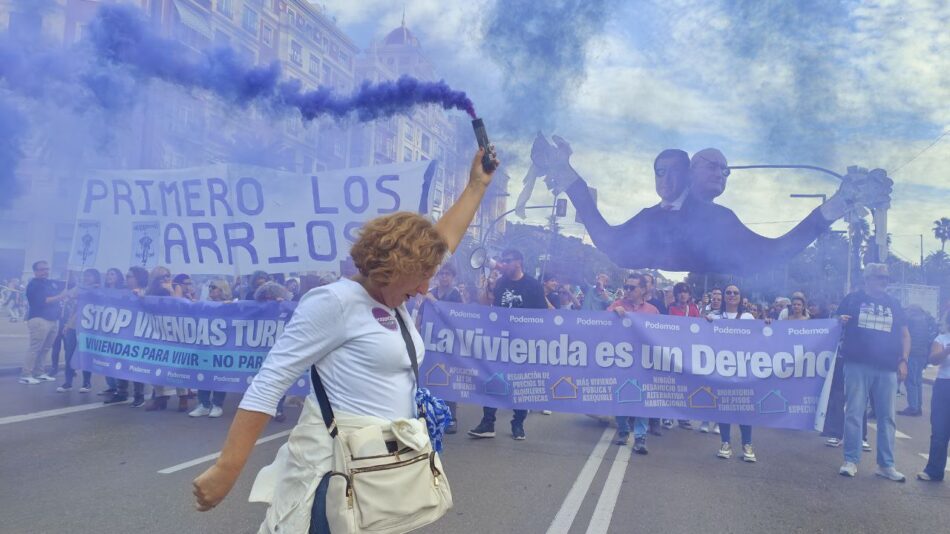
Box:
[0,314,29,376]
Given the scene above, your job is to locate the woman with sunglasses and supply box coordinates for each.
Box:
[708,283,758,462]
[189,279,234,418]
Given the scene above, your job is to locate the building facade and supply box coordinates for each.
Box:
[0,0,506,280]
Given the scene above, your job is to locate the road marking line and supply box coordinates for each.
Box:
[917,453,950,472]
[867,422,911,439]
[158,430,292,474]
[585,443,632,534]
[0,334,28,338]
[0,401,118,426]
[545,426,614,534]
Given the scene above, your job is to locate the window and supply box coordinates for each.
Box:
[421,134,430,154]
[216,0,233,17]
[290,41,302,65]
[242,8,258,35]
[309,54,320,76]
[404,146,414,162]
[322,64,332,84]
[262,25,273,46]
[404,124,413,142]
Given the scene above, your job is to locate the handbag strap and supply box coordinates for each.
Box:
[309,307,421,439]
[393,309,420,386]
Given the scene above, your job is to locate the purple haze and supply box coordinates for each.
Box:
[88,4,476,120]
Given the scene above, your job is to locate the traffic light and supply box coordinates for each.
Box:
[555,198,568,217]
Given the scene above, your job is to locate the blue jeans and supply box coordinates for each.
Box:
[923,379,949,480]
[906,359,925,412]
[615,416,647,438]
[62,330,91,387]
[844,362,897,466]
[482,407,527,426]
[719,423,752,446]
[197,390,226,408]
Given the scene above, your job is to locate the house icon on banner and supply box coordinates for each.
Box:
[484,373,510,396]
[616,379,643,404]
[425,364,450,387]
[551,376,578,399]
[757,390,789,414]
[689,386,717,408]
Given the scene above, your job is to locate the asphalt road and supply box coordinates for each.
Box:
[1,372,948,534]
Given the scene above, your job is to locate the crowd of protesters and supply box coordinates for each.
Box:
[5,254,950,483]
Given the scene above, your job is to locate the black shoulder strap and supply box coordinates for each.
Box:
[310,365,337,438]
[393,309,419,385]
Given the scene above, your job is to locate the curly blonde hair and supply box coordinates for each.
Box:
[350,212,447,285]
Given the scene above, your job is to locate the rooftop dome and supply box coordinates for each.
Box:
[382,24,420,48]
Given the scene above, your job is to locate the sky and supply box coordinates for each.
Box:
[316,0,950,271]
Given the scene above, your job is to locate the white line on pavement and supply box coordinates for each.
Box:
[917,453,950,472]
[0,401,118,426]
[545,426,615,534]
[584,443,632,534]
[0,334,27,338]
[867,422,911,440]
[158,430,292,474]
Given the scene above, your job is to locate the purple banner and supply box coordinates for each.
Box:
[419,302,841,430]
[75,290,309,395]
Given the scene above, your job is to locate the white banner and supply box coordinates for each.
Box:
[70,161,436,274]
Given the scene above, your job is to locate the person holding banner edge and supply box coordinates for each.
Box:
[191,148,498,529]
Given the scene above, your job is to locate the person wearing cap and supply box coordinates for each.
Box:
[540,139,864,274]
[835,263,911,481]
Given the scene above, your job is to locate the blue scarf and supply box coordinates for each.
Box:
[416,387,453,453]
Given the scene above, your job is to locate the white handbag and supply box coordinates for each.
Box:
[308,310,452,533]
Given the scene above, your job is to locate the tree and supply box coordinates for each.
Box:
[933,217,950,252]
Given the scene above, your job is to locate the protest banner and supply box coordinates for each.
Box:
[75,290,308,395]
[68,160,436,275]
[418,301,842,430]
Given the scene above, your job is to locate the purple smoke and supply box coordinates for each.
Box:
[0,97,25,208]
[88,4,476,120]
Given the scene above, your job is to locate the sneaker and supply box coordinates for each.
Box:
[661,419,674,429]
[209,406,224,418]
[615,433,631,446]
[511,424,526,440]
[79,385,92,393]
[36,373,56,382]
[103,394,128,404]
[189,405,211,417]
[56,384,72,392]
[18,376,41,385]
[98,388,117,396]
[699,422,710,433]
[445,422,458,435]
[825,437,842,448]
[897,408,922,417]
[274,410,286,423]
[839,462,857,477]
[916,472,941,482]
[862,440,872,452]
[468,421,495,438]
[677,420,693,430]
[130,397,146,408]
[875,466,906,482]
[742,444,757,463]
[717,442,732,459]
[540,410,553,415]
[633,437,648,455]
[713,424,720,435]
[177,397,190,412]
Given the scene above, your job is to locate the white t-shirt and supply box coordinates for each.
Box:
[709,310,754,320]
[239,278,423,421]
[934,333,950,380]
